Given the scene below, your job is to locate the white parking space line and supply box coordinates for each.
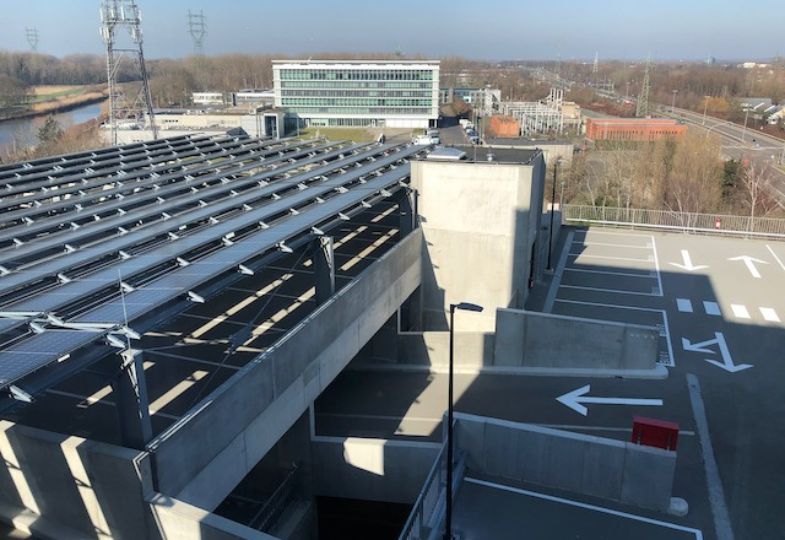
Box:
[650,236,664,296]
[564,268,656,279]
[766,244,785,272]
[687,374,734,540]
[568,253,653,263]
[730,304,751,319]
[677,298,693,313]
[464,478,704,538]
[573,241,653,249]
[573,229,653,239]
[703,301,721,316]
[559,285,661,297]
[760,307,781,323]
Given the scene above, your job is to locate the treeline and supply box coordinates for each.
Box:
[562,132,783,218]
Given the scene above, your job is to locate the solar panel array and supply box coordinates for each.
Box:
[0,133,430,396]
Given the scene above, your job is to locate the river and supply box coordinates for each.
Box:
[0,102,104,151]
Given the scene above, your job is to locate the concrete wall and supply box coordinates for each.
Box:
[310,437,440,504]
[0,421,269,539]
[148,230,423,510]
[357,307,659,375]
[454,413,677,512]
[411,158,544,332]
[493,308,659,371]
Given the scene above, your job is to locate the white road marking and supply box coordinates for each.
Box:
[760,307,781,323]
[563,268,655,279]
[669,249,708,272]
[650,236,664,296]
[464,478,704,539]
[559,285,661,297]
[766,244,785,272]
[677,298,693,313]
[572,241,653,249]
[573,229,652,238]
[687,374,734,540]
[568,253,653,262]
[728,255,767,279]
[730,304,750,319]
[556,385,663,416]
[703,301,721,316]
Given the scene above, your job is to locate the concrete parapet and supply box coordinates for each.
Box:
[148,230,423,510]
[0,420,272,539]
[453,413,678,513]
[310,437,440,504]
[493,308,661,373]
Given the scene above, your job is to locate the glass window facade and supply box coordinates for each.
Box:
[273,63,439,126]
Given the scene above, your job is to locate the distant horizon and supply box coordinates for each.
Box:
[0,48,781,66]
[2,0,782,63]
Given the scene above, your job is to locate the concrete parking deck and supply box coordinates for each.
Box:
[316,226,785,540]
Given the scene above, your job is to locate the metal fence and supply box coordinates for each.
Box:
[562,204,785,238]
[398,444,448,540]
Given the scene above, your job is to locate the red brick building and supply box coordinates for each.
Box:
[585,118,687,141]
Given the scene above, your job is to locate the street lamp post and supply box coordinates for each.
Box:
[703,96,709,126]
[742,109,750,143]
[671,90,678,112]
[445,301,483,540]
[547,158,562,271]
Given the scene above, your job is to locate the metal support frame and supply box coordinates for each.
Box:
[312,236,335,305]
[101,0,158,146]
[111,348,152,450]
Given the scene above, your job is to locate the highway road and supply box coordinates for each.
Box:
[659,106,785,205]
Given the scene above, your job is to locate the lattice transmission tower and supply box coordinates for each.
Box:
[187,9,207,56]
[100,0,157,146]
[26,28,39,51]
[636,57,652,118]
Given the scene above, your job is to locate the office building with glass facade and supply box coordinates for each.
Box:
[273,60,440,129]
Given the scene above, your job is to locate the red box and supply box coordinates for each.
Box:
[631,416,679,451]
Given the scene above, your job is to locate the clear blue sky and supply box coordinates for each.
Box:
[1,0,782,61]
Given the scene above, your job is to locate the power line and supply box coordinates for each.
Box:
[100,0,158,146]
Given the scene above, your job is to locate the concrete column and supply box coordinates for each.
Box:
[111,348,152,450]
[397,188,415,237]
[312,236,335,305]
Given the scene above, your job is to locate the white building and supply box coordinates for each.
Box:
[191,92,226,106]
[273,60,440,129]
[232,89,276,108]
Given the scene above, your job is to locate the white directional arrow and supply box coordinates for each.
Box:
[556,385,663,416]
[669,250,708,272]
[728,255,768,279]
[681,331,753,373]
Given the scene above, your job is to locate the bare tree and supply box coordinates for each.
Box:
[740,162,781,224]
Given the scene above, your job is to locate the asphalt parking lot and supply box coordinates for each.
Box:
[316,226,785,540]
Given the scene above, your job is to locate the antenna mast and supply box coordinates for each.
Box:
[100,0,158,146]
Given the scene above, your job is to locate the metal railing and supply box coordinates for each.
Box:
[562,204,785,238]
[248,464,299,532]
[399,444,448,540]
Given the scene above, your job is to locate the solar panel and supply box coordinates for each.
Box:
[0,143,372,291]
[0,140,332,248]
[0,330,100,387]
[0,141,427,391]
